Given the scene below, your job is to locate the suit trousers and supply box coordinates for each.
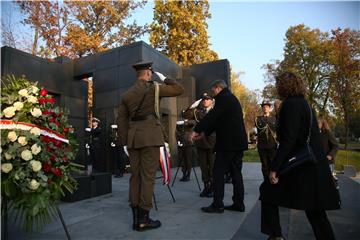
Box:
[180,146,196,172]
[198,148,214,182]
[128,147,159,211]
[212,151,244,207]
[261,200,336,239]
[258,148,277,179]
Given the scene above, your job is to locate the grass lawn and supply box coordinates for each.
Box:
[243,149,260,162]
[335,150,360,172]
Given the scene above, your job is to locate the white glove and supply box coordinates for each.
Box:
[154,71,166,81]
[111,142,115,147]
[123,146,129,156]
[85,143,90,149]
[177,141,183,147]
[190,99,202,109]
[85,128,91,132]
[111,125,117,129]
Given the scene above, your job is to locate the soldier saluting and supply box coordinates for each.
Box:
[255,100,277,179]
[117,61,184,231]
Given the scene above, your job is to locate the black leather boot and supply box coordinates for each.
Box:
[180,170,187,181]
[131,207,138,230]
[206,180,214,198]
[136,208,161,231]
[183,170,190,182]
[200,182,209,197]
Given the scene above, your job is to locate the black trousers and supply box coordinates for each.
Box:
[261,200,336,239]
[112,146,126,175]
[258,148,276,179]
[212,151,244,208]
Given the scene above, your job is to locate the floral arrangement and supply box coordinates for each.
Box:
[1,75,83,231]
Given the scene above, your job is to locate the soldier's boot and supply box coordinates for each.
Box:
[136,208,161,231]
[131,207,138,230]
[183,170,191,182]
[206,180,214,198]
[180,170,187,181]
[200,181,210,197]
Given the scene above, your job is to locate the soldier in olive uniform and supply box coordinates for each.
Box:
[195,94,216,197]
[176,114,197,182]
[255,100,277,179]
[117,61,184,231]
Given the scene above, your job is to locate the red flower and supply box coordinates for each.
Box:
[40,88,48,97]
[49,117,56,123]
[47,98,55,104]
[55,122,61,128]
[43,163,52,173]
[38,98,46,105]
[54,140,62,148]
[42,110,51,115]
[62,156,68,162]
[63,127,69,134]
[52,168,62,177]
[42,136,51,143]
[50,155,56,162]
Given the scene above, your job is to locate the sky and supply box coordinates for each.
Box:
[132,1,359,91]
[1,1,359,92]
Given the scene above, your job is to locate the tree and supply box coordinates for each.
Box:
[16,0,148,58]
[150,0,218,66]
[231,70,260,139]
[262,24,332,112]
[65,0,148,58]
[329,28,360,150]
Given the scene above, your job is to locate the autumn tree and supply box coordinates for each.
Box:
[150,0,218,66]
[231,70,260,139]
[263,24,332,112]
[329,28,360,150]
[16,0,148,58]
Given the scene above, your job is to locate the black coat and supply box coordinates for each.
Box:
[194,88,248,152]
[260,96,340,210]
[319,130,338,164]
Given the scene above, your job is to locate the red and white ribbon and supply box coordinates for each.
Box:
[0,120,69,144]
[159,144,171,185]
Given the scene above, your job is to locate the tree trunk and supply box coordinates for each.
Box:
[31,27,39,55]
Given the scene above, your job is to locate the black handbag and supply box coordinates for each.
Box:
[278,103,317,175]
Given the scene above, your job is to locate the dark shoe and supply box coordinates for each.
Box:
[136,208,161,231]
[131,207,138,230]
[225,173,231,184]
[205,191,214,198]
[224,203,245,212]
[267,236,285,240]
[201,204,224,213]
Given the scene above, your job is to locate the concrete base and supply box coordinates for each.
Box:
[343,165,357,177]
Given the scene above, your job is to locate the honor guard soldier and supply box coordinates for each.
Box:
[85,117,104,172]
[109,124,126,177]
[195,93,216,197]
[255,100,277,178]
[117,61,184,231]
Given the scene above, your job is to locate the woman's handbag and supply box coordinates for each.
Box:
[278,103,317,175]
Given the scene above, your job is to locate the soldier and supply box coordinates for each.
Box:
[176,112,196,182]
[255,100,277,179]
[195,93,216,197]
[117,61,184,231]
[85,117,104,172]
[109,124,126,178]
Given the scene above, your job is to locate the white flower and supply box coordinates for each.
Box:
[32,86,39,95]
[30,160,42,172]
[30,127,41,136]
[18,136,28,146]
[3,106,16,118]
[1,163,13,173]
[15,173,20,180]
[7,131,18,142]
[31,108,42,117]
[18,89,28,97]
[13,101,24,111]
[4,152,13,160]
[27,95,38,104]
[29,179,40,190]
[21,149,33,161]
[31,144,41,155]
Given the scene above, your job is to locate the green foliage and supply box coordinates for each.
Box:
[335,150,360,172]
[150,0,218,66]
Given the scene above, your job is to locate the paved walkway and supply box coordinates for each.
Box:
[7,163,360,240]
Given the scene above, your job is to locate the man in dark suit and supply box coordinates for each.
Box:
[117,61,184,231]
[191,79,248,213]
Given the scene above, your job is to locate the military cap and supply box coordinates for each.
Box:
[260,100,271,107]
[201,93,213,101]
[132,61,154,72]
[92,117,100,123]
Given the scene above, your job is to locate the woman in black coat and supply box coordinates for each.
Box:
[259,72,340,240]
[318,117,339,178]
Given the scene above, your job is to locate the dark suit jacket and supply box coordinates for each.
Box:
[260,96,340,210]
[193,88,248,152]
